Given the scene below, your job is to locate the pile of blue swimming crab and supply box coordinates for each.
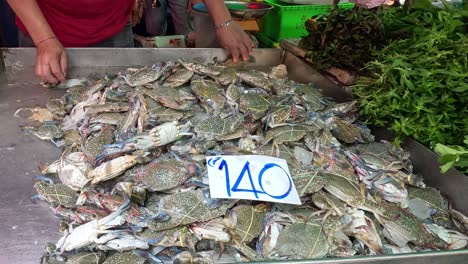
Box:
[19,58,468,263]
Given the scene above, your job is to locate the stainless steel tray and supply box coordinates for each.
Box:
[1,48,466,264]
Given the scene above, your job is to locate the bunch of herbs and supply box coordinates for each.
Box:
[352,3,467,162]
[299,7,387,74]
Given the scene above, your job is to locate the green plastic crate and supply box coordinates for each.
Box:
[258,0,354,42]
[255,32,280,48]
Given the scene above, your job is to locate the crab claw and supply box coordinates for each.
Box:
[184,178,208,188]
[133,249,163,264]
[33,175,54,184]
[102,195,131,220]
[76,189,91,206]
[31,194,46,203]
[146,238,162,246]
[102,141,127,151]
[142,211,171,223]
[169,151,182,161]
[129,224,144,233]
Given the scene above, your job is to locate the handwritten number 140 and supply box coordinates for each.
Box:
[217,159,292,200]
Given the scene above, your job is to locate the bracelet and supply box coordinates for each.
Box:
[215,19,234,30]
[36,36,57,47]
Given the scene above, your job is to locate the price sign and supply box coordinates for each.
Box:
[206,155,301,205]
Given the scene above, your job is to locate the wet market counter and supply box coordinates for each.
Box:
[0,48,467,264]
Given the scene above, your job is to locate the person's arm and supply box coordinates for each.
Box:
[7,0,67,84]
[202,0,253,62]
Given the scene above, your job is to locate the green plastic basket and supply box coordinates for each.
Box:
[258,0,354,42]
[255,32,280,48]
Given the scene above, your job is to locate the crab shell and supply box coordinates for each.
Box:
[134,158,192,192]
[148,189,236,232]
[276,217,329,259]
[163,67,194,88]
[149,121,183,147]
[34,181,79,208]
[64,251,105,264]
[265,125,307,144]
[342,208,383,254]
[89,155,137,184]
[102,251,146,264]
[224,205,266,244]
[190,218,231,242]
[124,65,164,87]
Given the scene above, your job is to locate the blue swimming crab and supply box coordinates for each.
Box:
[88,155,138,184]
[145,85,197,111]
[56,196,148,253]
[263,124,308,157]
[407,186,450,227]
[163,66,194,88]
[148,189,236,232]
[27,122,65,147]
[239,93,270,121]
[64,251,105,264]
[193,114,244,141]
[374,202,447,249]
[102,251,146,264]
[33,176,78,208]
[290,164,327,197]
[237,70,273,91]
[257,211,329,259]
[223,204,269,244]
[123,63,165,87]
[190,77,227,113]
[179,58,222,76]
[342,208,383,254]
[132,155,194,192]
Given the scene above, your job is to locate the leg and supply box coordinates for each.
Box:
[93,21,135,48]
[167,0,190,36]
[144,0,168,36]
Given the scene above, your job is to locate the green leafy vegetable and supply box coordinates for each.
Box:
[352,4,468,148]
[298,7,388,74]
[434,136,468,173]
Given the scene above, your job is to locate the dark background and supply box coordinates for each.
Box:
[0,0,19,47]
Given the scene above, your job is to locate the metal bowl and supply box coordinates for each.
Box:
[225,1,274,20]
[192,2,274,20]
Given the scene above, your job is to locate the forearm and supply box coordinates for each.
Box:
[6,0,56,45]
[202,0,231,25]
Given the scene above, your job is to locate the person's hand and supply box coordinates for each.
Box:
[35,37,67,84]
[216,22,254,63]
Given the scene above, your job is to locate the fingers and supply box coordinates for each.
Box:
[50,58,65,82]
[35,38,67,85]
[37,62,58,84]
[234,37,254,62]
[245,35,254,53]
[60,52,68,79]
[217,24,254,63]
[230,47,240,63]
[238,42,249,62]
